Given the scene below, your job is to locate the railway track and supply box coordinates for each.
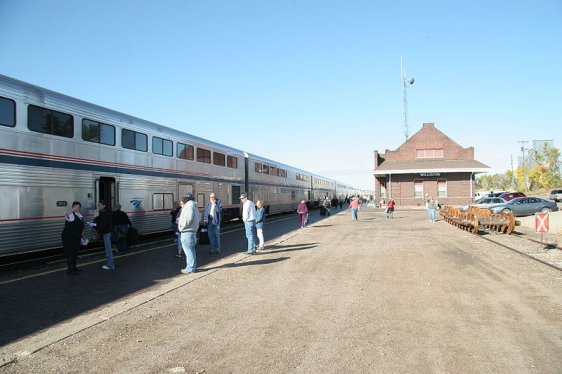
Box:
[475,228,562,272]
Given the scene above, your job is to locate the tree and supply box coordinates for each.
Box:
[477,144,561,192]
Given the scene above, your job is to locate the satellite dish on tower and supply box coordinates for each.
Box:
[408,77,415,85]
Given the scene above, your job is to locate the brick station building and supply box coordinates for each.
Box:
[373,123,489,206]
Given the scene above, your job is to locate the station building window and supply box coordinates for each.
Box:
[153,136,173,156]
[28,104,73,138]
[414,180,423,198]
[177,143,194,160]
[122,129,147,152]
[82,119,115,146]
[416,149,444,159]
[438,179,447,198]
[0,97,16,127]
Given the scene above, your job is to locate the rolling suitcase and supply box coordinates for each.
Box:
[198,226,210,245]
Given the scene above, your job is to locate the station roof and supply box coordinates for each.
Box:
[373,159,490,175]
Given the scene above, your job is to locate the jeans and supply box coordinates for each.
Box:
[244,220,256,253]
[207,221,221,252]
[181,231,197,272]
[102,232,114,268]
[351,208,358,221]
[256,228,264,248]
[428,208,436,222]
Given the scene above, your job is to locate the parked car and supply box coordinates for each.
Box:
[474,191,493,200]
[498,191,526,201]
[488,197,559,216]
[549,189,562,202]
[475,192,506,201]
[459,197,507,212]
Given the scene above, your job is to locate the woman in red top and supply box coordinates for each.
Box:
[386,199,395,219]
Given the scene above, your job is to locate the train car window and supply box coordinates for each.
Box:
[270,166,277,176]
[153,193,174,210]
[263,164,270,174]
[213,152,226,166]
[0,97,16,127]
[255,162,262,173]
[196,147,211,164]
[177,143,194,160]
[152,137,173,157]
[28,104,73,138]
[227,155,238,169]
[82,119,115,145]
[122,129,148,152]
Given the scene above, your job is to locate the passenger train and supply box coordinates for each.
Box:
[0,74,360,256]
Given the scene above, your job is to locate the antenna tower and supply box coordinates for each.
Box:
[401,55,414,140]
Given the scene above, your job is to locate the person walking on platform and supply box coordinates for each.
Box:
[386,199,395,219]
[61,201,85,275]
[93,200,114,270]
[427,197,437,222]
[178,193,201,274]
[323,196,331,216]
[240,193,257,254]
[349,196,360,221]
[255,200,266,250]
[170,201,183,258]
[112,204,131,253]
[204,193,222,254]
[297,200,308,228]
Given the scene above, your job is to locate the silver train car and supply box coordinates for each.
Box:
[0,74,359,256]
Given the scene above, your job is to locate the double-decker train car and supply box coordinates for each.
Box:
[0,74,359,256]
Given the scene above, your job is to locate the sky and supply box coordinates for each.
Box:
[1,1,561,190]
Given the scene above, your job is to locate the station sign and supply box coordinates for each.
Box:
[420,173,441,177]
[535,212,549,233]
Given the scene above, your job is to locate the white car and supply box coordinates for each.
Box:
[459,197,507,212]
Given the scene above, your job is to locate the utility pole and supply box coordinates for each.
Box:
[517,140,529,192]
[510,155,516,190]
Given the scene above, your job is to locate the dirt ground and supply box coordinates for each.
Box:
[3,207,562,373]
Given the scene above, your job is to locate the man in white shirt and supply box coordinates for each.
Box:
[240,193,256,254]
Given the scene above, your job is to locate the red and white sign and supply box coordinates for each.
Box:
[535,213,549,233]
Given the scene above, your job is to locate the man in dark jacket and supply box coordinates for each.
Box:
[112,204,132,253]
[94,200,114,270]
[203,193,222,254]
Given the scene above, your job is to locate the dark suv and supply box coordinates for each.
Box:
[550,189,562,202]
[498,192,526,201]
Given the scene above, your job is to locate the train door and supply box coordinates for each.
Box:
[96,177,116,211]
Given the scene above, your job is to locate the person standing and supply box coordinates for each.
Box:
[94,200,114,270]
[112,204,131,253]
[349,196,360,221]
[170,201,183,258]
[240,193,256,254]
[297,200,308,228]
[386,199,395,219]
[323,196,331,216]
[62,201,85,275]
[204,193,222,254]
[178,193,201,274]
[255,200,266,250]
[427,197,437,222]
